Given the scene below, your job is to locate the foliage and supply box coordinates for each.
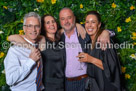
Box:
[0,0,136,90]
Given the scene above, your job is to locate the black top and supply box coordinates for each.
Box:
[41,39,65,91]
[87,40,122,91]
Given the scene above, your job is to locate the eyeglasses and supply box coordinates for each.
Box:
[24,24,40,30]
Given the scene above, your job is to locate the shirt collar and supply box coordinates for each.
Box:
[24,37,37,47]
[64,27,77,38]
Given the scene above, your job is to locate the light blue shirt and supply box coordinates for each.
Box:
[4,38,44,91]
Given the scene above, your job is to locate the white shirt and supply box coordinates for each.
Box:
[4,38,43,91]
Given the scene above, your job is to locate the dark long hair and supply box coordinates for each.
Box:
[85,11,104,49]
[41,14,61,42]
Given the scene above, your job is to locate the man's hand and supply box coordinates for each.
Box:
[97,30,110,50]
[29,48,41,62]
[76,23,86,39]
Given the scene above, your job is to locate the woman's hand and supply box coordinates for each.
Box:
[76,52,93,63]
[77,52,104,70]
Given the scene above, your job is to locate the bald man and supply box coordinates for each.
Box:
[59,8,113,91]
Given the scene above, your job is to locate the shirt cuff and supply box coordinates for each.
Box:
[106,29,115,37]
[26,58,36,68]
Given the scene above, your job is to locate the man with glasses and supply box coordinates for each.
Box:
[4,12,44,91]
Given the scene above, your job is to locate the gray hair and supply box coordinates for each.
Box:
[23,12,41,25]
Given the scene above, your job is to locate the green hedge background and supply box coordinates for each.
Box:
[0,0,136,91]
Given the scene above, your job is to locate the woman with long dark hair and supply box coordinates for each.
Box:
[77,11,122,91]
[40,14,65,91]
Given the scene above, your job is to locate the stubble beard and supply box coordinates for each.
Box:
[62,21,76,33]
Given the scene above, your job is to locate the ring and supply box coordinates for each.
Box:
[81,55,84,58]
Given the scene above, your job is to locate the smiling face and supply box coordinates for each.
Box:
[23,17,41,43]
[85,14,101,39]
[59,9,75,33]
[44,16,57,36]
